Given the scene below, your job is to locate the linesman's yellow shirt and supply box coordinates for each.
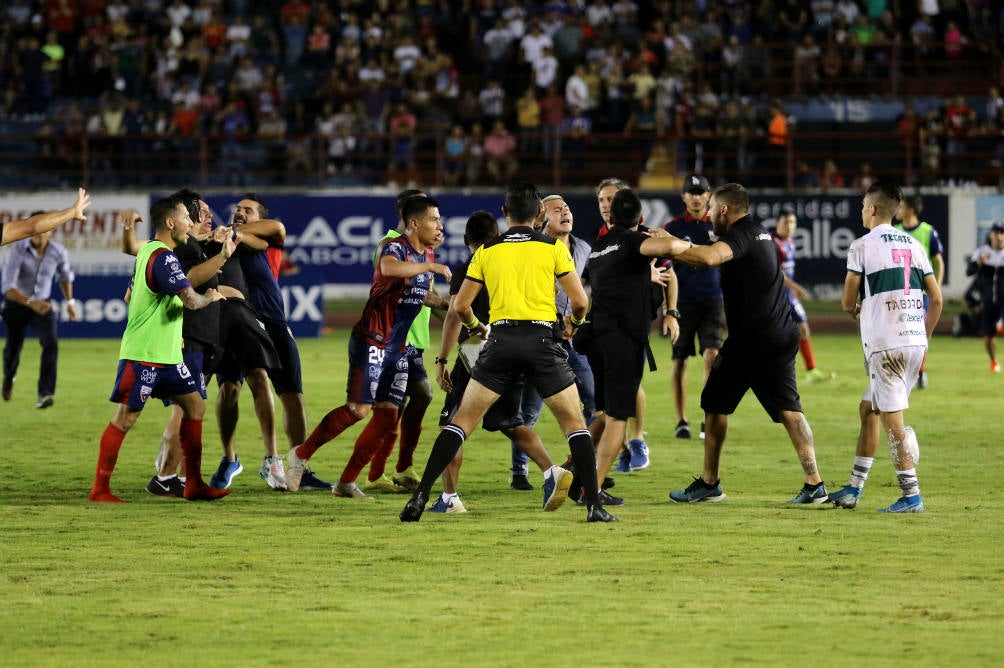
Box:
[466,226,575,322]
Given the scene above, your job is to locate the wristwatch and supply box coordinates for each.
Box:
[664,308,681,319]
[434,357,449,365]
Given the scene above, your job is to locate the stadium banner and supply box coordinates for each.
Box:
[209,192,947,299]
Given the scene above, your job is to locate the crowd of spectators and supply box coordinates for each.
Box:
[0,0,1000,188]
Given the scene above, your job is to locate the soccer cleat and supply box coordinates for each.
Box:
[209,456,243,490]
[829,485,862,509]
[392,466,421,491]
[917,370,928,389]
[88,490,124,503]
[991,361,1001,373]
[285,446,308,491]
[614,450,632,473]
[1,376,11,401]
[299,467,332,491]
[628,439,650,470]
[878,495,924,513]
[400,489,430,522]
[674,420,691,439]
[586,505,618,522]
[332,481,373,499]
[576,488,624,506]
[36,395,54,409]
[510,473,533,490]
[184,482,231,501]
[542,466,572,511]
[363,474,407,494]
[259,456,288,490]
[429,495,468,514]
[669,476,726,503]
[146,475,184,498]
[788,483,829,504]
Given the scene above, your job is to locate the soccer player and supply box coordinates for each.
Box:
[663,183,829,504]
[286,195,452,498]
[663,174,724,441]
[772,207,832,383]
[363,189,450,494]
[894,194,944,388]
[965,222,1004,373]
[828,181,943,513]
[0,188,90,246]
[401,181,616,523]
[89,196,228,503]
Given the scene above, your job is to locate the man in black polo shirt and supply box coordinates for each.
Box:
[660,183,829,505]
[584,188,683,504]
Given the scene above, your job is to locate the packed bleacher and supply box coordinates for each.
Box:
[0,0,1000,190]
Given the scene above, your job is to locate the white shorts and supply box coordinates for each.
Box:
[861,346,926,413]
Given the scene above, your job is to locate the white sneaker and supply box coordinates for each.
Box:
[332,481,373,499]
[259,456,288,490]
[286,446,307,491]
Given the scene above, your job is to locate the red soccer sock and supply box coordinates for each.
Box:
[90,423,126,502]
[341,406,398,484]
[297,405,361,460]
[799,339,817,372]
[396,401,425,472]
[367,427,398,482]
[179,418,207,490]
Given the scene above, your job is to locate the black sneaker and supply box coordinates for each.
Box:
[675,420,691,439]
[586,505,618,522]
[576,488,624,506]
[510,474,533,491]
[400,489,429,522]
[146,475,184,498]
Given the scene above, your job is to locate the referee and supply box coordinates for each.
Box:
[401,182,617,523]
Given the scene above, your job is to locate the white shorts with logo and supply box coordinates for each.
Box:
[861,345,926,413]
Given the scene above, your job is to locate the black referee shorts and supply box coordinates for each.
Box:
[471,323,576,400]
[700,328,802,422]
[587,331,645,421]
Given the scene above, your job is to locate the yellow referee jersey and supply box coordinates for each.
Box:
[466,227,575,322]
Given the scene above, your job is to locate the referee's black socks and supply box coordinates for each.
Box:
[417,423,466,494]
[568,430,600,507]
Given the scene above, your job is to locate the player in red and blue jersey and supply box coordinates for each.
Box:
[772,208,831,383]
[286,196,452,497]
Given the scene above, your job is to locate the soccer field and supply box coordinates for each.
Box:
[1,332,1001,667]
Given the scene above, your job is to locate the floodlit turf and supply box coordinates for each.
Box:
[1,332,1001,667]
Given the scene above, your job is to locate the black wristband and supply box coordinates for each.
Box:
[434,357,449,365]
[665,309,681,319]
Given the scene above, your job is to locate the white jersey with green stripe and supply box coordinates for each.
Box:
[846,223,934,355]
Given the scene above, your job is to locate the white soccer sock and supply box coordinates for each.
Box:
[848,456,874,488]
[895,469,920,498]
[441,492,457,503]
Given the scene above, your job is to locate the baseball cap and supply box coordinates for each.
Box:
[683,174,710,194]
[991,221,1004,233]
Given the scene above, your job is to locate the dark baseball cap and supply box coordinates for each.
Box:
[992,221,1004,233]
[683,174,710,193]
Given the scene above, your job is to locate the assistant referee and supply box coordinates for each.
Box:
[401,181,616,523]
